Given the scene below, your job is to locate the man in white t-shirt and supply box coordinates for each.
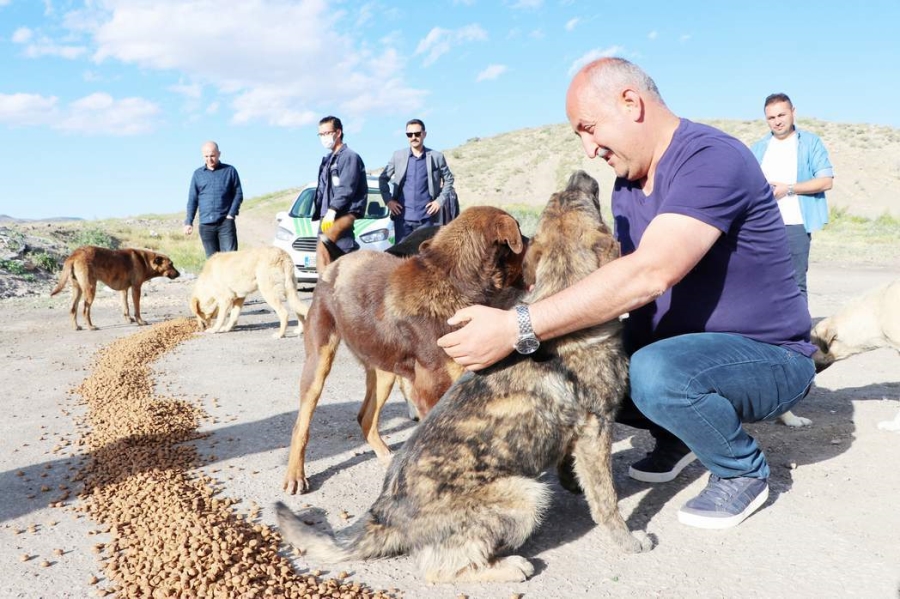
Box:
[752,93,834,299]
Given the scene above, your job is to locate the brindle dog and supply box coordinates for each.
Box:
[283,206,526,494]
[276,171,652,583]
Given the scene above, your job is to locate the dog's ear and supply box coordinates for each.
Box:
[522,242,543,287]
[418,239,433,253]
[495,214,524,254]
[593,233,620,267]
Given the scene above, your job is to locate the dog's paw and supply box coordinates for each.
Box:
[499,555,534,581]
[631,530,654,553]
[778,411,812,427]
[607,527,653,554]
[272,331,286,339]
[283,475,311,495]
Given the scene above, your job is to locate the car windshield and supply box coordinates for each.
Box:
[288,185,390,220]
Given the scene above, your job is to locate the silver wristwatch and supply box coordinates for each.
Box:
[513,305,540,355]
[787,184,795,196]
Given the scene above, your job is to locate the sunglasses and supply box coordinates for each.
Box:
[317,131,336,137]
[405,131,424,138]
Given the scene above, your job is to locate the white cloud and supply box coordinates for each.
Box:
[565,18,579,31]
[415,24,488,66]
[60,93,161,135]
[169,81,202,100]
[12,27,33,43]
[510,0,543,8]
[11,25,86,59]
[0,93,59,126]
[0,0,12,6]
[680,34,692,43]
[648,30,658,40]
[568,45,624,76]
[55,0,427,126]
[0,91,159,135]
[529,28,545,40]
[476,64,507,82]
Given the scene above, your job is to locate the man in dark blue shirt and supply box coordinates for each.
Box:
[184,141,244,257]
[378,119,456,242]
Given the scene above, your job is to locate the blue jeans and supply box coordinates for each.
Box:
[627,333,815,479]
[199,217,238,257]
[395,217,434,243]
[785,224,811,299]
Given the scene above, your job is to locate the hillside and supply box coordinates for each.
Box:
[447,118,900,220]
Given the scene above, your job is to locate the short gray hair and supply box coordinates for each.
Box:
[582,57,665,105]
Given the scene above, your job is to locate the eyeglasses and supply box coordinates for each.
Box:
[405,131,424,138]
[317,131,336,137]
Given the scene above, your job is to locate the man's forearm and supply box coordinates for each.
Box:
[530,252,665,341]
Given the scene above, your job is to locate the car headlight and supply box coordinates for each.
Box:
[359,228,389,244]
[275,226,294,242]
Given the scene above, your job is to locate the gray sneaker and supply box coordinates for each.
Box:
[678,474,769,529]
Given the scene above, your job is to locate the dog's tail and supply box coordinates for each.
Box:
[50,257,73,296]
[275,502,405,563]
[281,257,309,330]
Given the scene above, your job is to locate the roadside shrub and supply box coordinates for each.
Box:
[0,258,28,275]
[31,251,60,272]
[70,227,119,250]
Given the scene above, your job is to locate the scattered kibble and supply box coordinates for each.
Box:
[66,319,394,598]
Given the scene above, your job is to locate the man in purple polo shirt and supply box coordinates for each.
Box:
[437,58,816,530]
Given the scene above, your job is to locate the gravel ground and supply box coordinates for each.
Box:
[1,262,899,599]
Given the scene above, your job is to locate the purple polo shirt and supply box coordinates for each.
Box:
[613,119,816,357]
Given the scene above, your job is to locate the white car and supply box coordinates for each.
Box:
[273,176,395,285]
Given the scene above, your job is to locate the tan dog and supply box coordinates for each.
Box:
[811,278,900,370]
[276,171,650,583]
[778,279,900,428]
[189,246,308,339]
[50,245,180,330]
[283,206,526,494]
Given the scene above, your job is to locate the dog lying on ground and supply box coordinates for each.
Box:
[276,171,651,582]
[810,278,900,371]
[283,206,526,494]
[778,279,900,428]
[189,246,308,339]
[50,245,180,330]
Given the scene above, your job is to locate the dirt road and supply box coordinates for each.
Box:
[2,260,899,598]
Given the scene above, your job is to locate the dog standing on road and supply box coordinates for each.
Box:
[277,171,651,583]
[189,246,308,339]
[50,245,180,330]
[283,206,526,494]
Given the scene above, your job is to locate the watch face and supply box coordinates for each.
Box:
[515,336,540,354]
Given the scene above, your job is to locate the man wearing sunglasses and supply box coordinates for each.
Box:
[378,119,456,242]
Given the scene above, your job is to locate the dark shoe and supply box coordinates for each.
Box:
[628,440,696,483]
[677,474,769,529]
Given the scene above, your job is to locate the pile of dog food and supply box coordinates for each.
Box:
[71,318,393,598]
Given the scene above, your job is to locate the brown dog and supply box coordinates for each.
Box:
[276,171,650,582]
[283,206,526,494]
[50,245,180,330]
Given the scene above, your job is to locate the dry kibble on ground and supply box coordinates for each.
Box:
[69,319,395,598]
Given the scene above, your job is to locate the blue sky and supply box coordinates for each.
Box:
[1,0,898,220]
